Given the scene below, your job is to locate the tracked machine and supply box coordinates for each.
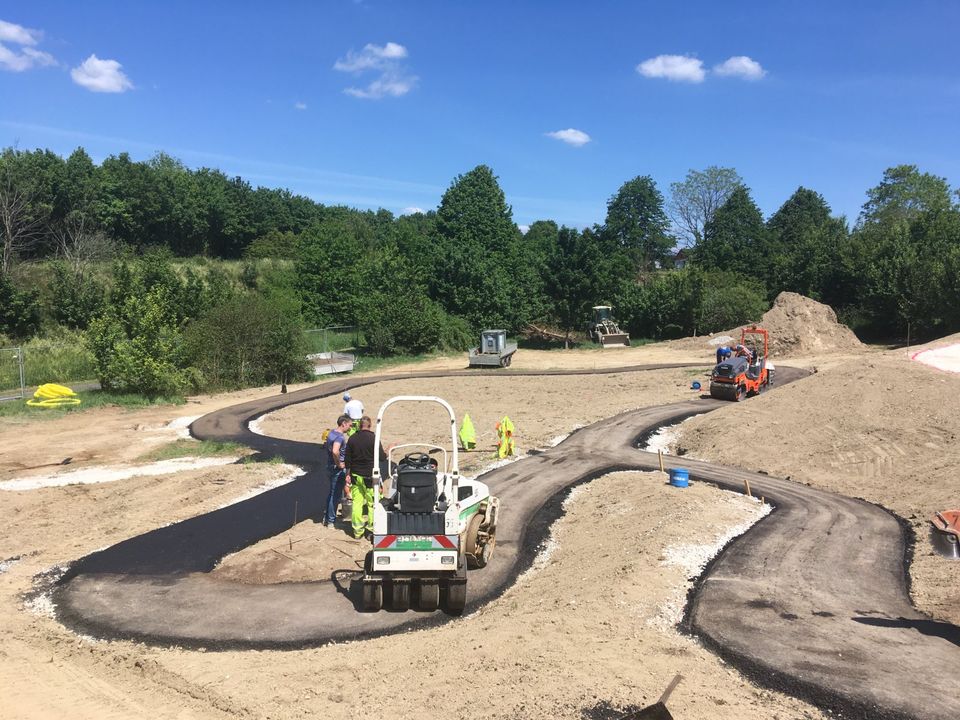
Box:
[710,326,771,401]
[359,396,500,614]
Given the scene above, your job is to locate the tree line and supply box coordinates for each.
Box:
[1,145,958,395]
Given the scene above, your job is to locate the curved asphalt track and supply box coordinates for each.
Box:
[52,365,960,720]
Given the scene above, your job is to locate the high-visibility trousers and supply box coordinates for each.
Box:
[350,476,378,539]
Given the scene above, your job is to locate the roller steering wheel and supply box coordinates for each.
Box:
[402,452,432,468]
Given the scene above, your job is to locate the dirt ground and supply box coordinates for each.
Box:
[0,296,953,719]
[676,332,960,627]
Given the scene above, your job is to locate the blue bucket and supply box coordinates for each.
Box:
[669,468,690,488]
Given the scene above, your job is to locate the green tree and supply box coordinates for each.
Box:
[0,272,42,339]
[858,165,954,227]
[668,166,744,246]
[87,283,191,397]
[294,214,369,327]
[694,185,769,278]
[48,262,104,330]
[765,187,848,299]
[603,175,673,274]
[432,165,526,330]
[545,226,617,346]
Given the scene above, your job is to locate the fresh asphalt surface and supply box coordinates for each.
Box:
[52,365,960,720]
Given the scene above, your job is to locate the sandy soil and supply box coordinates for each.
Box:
[676,333,960,626]
[0,294,952,719]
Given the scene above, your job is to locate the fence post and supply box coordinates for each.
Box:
[17,347,25,400]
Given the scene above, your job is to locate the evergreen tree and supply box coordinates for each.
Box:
[432,165,525,330]
[603,175,673,274]
[694,185,769,279]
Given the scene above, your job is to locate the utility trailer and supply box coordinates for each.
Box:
[468,329,518,368]
[359,396,500,613]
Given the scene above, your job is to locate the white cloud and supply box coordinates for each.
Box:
[335,41,416,99]
[518,224,530,235]
[294,101,307,110]
[636,54,705,83]
[713,55,766,80]
[400,206,425,215]
[0,43,55,71]
[70,54,133,93]
[0,19,41,46]
[0,19,56,72]
[334,42,407,72]
[344,74,416,99]
[545,128,592,147]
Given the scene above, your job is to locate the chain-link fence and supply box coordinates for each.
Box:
[304,325,361,354]
[304,326,359,376]
[0,340,98,401]
[0,346,26,401]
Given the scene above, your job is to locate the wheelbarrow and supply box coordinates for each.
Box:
[931,510,960,559]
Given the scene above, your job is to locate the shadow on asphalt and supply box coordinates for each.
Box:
[852,615,960,647]
[57,464,329,580]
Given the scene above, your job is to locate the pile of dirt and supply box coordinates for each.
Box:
[667,292,861,360]
[756,292,862,357]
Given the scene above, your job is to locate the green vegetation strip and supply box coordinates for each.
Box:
[140,439,248,462]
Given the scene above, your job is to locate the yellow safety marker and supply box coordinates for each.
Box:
[458,413,476,450]
[495,416,515,459]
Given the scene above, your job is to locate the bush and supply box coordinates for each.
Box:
[87,284,192,397]
[184,293,309,389]
[0,272,42,340]
[48,263,104,330]
[360,289,471,356]
[243,230,298,260]
[697,278,768,334]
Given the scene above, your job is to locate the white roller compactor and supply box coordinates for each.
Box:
[359,396,500,614]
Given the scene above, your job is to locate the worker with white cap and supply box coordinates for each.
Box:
[342,392,364,436]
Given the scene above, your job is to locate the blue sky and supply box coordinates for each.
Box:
[2,1,959,232]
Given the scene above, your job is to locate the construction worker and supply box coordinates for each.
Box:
[344,415,389,540]
[342,392,364,436]
[322,415,352,526]
[716,346,732,364]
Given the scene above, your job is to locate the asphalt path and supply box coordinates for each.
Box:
[52,364,960,720]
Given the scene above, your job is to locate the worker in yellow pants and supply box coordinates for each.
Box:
[348,474,379,539]
[344,415,389,540]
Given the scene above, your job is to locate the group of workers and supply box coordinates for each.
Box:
[716,343,756,365]
[323,392,389,540]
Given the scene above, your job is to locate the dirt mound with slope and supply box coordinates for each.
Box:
[757,292,862,357]
[669,292,862,360]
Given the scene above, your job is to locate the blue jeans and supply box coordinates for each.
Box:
[324,468,346,523]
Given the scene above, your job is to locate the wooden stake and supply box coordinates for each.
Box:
[293,500,299,526]
[744,478,752,498]
[658,450,665,474]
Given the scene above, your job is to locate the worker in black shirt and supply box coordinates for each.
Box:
[344,416,389,540]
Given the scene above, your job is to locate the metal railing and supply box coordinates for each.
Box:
[0,346,26,402]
